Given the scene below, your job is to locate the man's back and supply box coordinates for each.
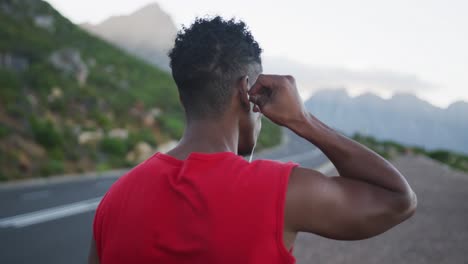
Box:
[93,151,299,264]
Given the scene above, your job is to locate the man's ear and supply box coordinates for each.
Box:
[238,75,250,112]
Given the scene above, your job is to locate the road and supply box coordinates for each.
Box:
[2,127,468,264]
[293,154,468,264]
[0,127,332,264]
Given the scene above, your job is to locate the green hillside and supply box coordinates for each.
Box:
[352,133,468,173]
[0,0,281,181]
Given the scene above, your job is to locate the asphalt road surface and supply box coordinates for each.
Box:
[0,127,331,264]
[2,127,466,264]
[293,154,468,264]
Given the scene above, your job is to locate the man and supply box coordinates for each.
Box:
[89,16,417,264]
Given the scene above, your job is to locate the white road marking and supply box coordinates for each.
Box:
[0,151,334,229]
[0,197,102,228]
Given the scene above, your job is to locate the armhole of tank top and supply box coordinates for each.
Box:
[276,162,300,263]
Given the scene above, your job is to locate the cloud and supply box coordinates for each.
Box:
[263,57,437,99]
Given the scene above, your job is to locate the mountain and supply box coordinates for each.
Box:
[81,3,177,71]
[262,56,436,100]
[0,0,280,182]
[305,89,468,154]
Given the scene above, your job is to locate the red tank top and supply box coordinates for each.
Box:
[93,151,300,264]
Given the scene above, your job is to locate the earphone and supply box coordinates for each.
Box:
[248,114,261,162]
[248,97,262,163]
[246,76,262,162]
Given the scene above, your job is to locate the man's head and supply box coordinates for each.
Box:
[168,16,263,156]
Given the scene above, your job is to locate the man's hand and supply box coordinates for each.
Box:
[248,74,308,127]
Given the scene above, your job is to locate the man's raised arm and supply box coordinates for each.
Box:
[248,74,417,240]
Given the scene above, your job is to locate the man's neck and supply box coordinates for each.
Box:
[167,118,239,159]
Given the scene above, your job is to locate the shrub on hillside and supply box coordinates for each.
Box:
[30,117,64,149]
[157,114,184,140]
[40,159,64,177]
[100,137,127,157]
[127,128,157,147]
[258,117,282,149]
[0,124,10,139]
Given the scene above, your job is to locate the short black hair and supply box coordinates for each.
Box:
[168,16,262,120]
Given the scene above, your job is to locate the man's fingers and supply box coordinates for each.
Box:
[249,95,265,109]
[248,74,274,96]
[248,81,264,97]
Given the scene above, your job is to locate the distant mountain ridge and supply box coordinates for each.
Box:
[305,89,468,154]
[77,2,468,155]
[81,3,177,71]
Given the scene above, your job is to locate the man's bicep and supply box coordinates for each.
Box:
[285,166,404,240]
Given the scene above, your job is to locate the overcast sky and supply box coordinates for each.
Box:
[46,0,468,108]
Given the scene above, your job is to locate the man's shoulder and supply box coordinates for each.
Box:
[251,158,300,168]
[247,158,300,179]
